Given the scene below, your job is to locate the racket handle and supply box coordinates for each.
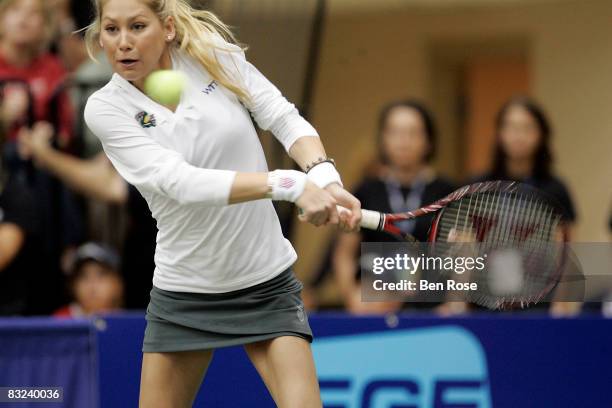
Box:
[360,209,383,230]
[336,206,383,231]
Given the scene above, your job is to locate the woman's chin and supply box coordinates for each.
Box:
[507,151,534,162]
[117,69,143,83]
[391,158,422,170]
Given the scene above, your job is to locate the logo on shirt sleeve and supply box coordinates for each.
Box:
[135,111,157,128]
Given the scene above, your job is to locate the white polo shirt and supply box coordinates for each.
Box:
[84,38,318,293]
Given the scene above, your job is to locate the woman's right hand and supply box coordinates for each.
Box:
[296,180,339,227]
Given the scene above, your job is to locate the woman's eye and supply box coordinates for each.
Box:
[104,26,117,33]
[133,23,146,30]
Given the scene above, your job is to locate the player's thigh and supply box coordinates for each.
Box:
[245,336,321,408]
[139,349,214,408]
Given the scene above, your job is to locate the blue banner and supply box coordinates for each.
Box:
[0,318,98,408]
[1,314,611,407]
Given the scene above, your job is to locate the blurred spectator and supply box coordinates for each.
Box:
[333,100,455,314]
[54,242,124,318]
[0,133,38,316]
[69,48,112,158]
[472,96,577,228]
[48,0,89,73]
[18,2,147,308]
[472,96,580,315]
[48,0,113,158]
[0,0,73,148]
[20,131,157,310]
[0,0,86,314]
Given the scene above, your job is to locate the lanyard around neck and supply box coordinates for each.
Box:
[383,174,427,234]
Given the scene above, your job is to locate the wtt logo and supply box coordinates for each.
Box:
[312,326,492,408]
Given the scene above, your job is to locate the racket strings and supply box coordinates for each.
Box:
[435,191,563,308]
[439,192,558,244]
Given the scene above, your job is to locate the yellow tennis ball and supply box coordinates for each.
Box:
[144,70,186,105]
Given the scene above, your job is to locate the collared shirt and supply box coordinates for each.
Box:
[84,39,318,293]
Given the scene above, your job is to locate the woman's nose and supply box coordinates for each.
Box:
[118,31,133,51]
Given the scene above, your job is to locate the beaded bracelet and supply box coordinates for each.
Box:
[305,157,336,173]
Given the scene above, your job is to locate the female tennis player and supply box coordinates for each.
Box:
[83,0,361,407]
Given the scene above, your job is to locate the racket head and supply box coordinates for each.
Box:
[428,181,569,243]
[424,181,569,309]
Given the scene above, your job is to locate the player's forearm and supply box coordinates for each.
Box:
[228,172,269,204]
[288,136,327,171]
[35,149,127,204]
[228,170,311,205]
[288,136,343,190]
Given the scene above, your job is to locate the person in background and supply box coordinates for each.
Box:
[0,0,73,148]
[0,0,87,314]
[333,100,455,314]
[48,0,113,157]
[48,0,92,73]
[54,242,124,318]
[0,130,38,316]
[472,96,579,315]
[19,129,157,310]
[473,96,577,227]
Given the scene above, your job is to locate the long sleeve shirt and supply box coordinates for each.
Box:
[84,38,318,293]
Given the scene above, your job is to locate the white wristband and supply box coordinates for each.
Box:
[307,162,343,189]
[267,170,307,202]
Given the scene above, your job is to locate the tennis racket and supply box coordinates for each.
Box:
[345,180,569,309]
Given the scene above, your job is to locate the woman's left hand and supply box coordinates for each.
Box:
[325,183,361,232]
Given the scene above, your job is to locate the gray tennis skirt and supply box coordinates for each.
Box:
[143,268,313,352]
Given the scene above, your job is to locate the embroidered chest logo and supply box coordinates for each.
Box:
[135,111,157,128]
[202,80,218,95]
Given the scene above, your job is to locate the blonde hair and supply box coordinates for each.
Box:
[0,0,55,52]
[84,0,250,102]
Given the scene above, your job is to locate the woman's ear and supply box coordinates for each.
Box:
[164,16,176,42]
